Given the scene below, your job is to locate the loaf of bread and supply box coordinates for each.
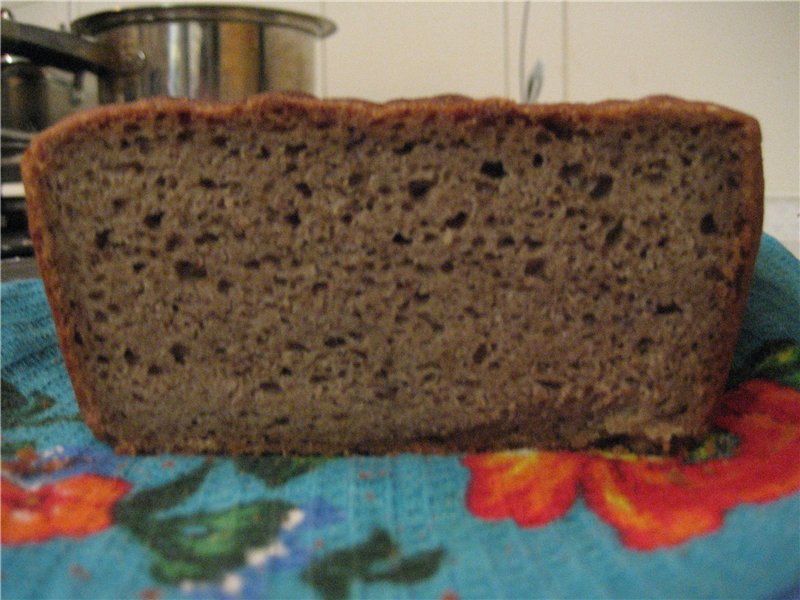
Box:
[22,93,763,455]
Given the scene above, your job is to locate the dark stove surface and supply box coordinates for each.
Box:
[1,256,39,281]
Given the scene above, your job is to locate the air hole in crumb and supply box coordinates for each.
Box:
[604,219,624,246]
[194,232,219,245]
[524,258,546,277]
[166,235,183,252]
[259,381,282,393]
[636,337,654,354]
[217,279,232,294]
[523,236,543,250]
[97,355,109,364]
[135,136,151,154]
[143,211,164,229]
[414,291,430,303]
[440,260,454,273]
[700,213,718,234]
[590,175,614,199]
[123,348,139,366]
[497,236,515,248]
[655,302,683,315]
[112,198,127,212]
[480,160,507,178]
[582,313,596,325]
[559,162,584,188]
[94,310,108,323]
[175,260,207,280]
[408,179,433,199]
[324,336,347,348]
[392,232,412,245]
[199,178,217,189]
[532,154,544,167]
[170,344,188,364]
[280,367,293,376]
[211,135,228,148]
[95,229,111,250]
[347,173,363,187]
[147,364,162,376]
[285,143,307,155]
[394,141,416,155]
[540,117,574,141]
[472,343,488,364]
[285,211,301,228]
[244,259,260,269]
[288,341,309,352]
[176,129,194,143]
[340,213,353,225]
[345,133,366,151]
[312,282,328,294]
[132,262,145,273]
[295,182,313,198]
[536,379,563,390]
[258,145,271,159]
[444,211,468,229]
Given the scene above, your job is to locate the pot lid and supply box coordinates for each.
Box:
[71,4,336,38]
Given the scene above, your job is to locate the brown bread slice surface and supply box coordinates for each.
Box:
[22,94,763,455]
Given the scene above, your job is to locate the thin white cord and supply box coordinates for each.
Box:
[519,0,544,103]
[519,0,530,102]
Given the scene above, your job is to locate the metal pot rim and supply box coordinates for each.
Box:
[71,4,336,38]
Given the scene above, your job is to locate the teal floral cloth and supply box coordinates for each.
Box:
[2,233,799,600]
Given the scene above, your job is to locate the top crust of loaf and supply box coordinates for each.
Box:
[22,93,763,454]
[24,92,762,152]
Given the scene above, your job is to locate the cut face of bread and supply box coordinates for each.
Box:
[22,94,763,454]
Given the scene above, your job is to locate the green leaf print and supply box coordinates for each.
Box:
[302,528,445,600]
[1,380,81,455]
[1,380,56,428]
[115,461,215,531]
[115,460,299,585]
[235,455,328,486]
[749,340,800,389]
[365,548,447,584]
[144,499,295,584]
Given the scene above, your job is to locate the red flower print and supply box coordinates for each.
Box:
[464,451,583,527]
[2,473,131,545]
[464,380,800,551]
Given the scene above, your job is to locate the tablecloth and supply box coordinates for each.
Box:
[2,233,799,600]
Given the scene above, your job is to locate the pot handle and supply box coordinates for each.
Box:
[1,19,143,75]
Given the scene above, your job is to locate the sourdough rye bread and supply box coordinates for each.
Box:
[22,94,763,455]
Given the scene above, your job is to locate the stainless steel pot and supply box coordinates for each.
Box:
[1,4,335,113]
[1,54,95,131]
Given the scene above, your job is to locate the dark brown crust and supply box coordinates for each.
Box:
[22,92,764,456]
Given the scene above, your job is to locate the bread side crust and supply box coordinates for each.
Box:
[23,135,107,440]
[22,93,764,455]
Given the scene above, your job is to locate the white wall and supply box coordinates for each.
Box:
[4,0,798,202]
